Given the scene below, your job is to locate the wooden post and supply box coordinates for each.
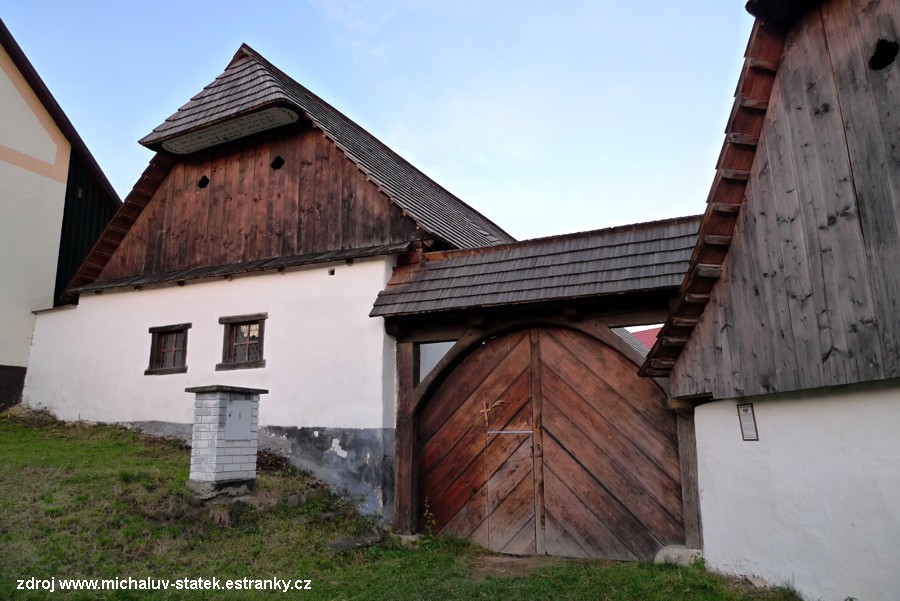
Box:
[393,341,418,533]
[676,409,702,549]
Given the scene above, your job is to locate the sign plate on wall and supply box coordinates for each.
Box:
[737,403,759,441]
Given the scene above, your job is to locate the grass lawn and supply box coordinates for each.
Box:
[0,409,804,600]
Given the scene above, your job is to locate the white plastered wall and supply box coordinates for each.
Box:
[695,382,900,601]
[0,44,70,368]
[23,258,398,430]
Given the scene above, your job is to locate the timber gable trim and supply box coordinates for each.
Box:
[640,18,788,380]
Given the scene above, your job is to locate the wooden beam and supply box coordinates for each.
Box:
[739,96,769,111]
[643,368,672,377]
[747,57,779,72]
[661,336,689,347]
[393,342,418,534]
[684,293,710,304]
[711,202,742,214]
[672,317,700,327]
[703,235,733,246]
[467,315,489,329]
[676,411,702,549]
[725,133,760,146]
[650,358,676,369]
[720,168,750,181]
[695,264,724,279]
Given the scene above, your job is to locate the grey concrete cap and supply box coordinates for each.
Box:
[185,385,269,395]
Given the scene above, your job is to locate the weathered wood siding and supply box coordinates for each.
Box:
[98,124,421,280]
[54,152,119,304]
[672,0,900,399]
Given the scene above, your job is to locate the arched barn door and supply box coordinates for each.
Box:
[417,327,684,559]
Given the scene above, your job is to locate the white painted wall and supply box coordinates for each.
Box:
[695,382,900,601]
[0,45,70,369]
[23,258,398,430]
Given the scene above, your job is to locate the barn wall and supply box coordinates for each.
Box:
[0,43,70,407]
[696,381,900,601]
[672,0,900,399]
[22,257,398,514]
[98,125,421,281]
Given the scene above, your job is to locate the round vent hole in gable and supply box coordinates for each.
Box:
[197,175,210,189]
[869,39,899,70]
[271,156,285,170]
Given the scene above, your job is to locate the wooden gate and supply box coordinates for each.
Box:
[417,327,684,559]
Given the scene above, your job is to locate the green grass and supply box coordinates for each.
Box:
[0,409,804,600]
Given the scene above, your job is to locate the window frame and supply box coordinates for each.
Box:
[145,323,191,375]
[216,313,267,371]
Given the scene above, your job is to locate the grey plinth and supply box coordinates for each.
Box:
[185,385,268,497]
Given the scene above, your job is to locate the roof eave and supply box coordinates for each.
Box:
[639,18,788,381]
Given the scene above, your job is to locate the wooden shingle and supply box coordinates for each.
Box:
[371,216,700,317]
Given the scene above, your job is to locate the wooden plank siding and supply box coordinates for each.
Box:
[663,0,898,399]
[97,124,421,281]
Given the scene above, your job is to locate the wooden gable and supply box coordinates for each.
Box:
[71,43,514,291]
[98,123,421,281]
[650,0,900,400]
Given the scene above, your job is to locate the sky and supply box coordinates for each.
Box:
[2,1,754,240]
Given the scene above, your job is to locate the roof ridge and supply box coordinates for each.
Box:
[139,42,514,249]
[233,44,514,245]
[422,214,702,263]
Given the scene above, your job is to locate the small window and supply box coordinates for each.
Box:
[145,323,191,375]
[216,313,267,371]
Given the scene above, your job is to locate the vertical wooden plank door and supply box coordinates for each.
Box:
[417,327,684,559]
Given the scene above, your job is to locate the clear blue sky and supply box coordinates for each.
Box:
[3,1,754,240]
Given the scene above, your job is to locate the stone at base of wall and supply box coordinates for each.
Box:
[186,478,255,499]
[0,365,27,412]
[653,545,703,567]
[129,421,395,520]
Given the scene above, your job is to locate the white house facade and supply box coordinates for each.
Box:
[25,258,400,514]
[0,20,119,409]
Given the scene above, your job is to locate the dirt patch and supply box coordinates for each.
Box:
[469,554,566,580]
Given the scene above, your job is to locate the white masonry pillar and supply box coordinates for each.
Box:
[184,385,268,497]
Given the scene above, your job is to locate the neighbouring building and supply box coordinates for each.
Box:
[22,43,514,517]
[0,20,120,410]
[643,1,900,599]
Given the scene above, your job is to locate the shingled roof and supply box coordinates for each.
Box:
[139,44,513,250]
[371,215,701,318]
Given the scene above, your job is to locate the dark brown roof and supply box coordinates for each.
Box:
[0,19,120,212]
[140,44,513,250]
[640,19,786,378]
[71,242,412,294]
[371,216,701,318]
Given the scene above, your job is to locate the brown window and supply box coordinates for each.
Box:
[145,323,191,375]
[217,313,267,371]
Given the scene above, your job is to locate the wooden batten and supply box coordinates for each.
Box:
[640,18,787,381]
[703,235,732,246]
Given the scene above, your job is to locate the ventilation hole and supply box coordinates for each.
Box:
[869,39,899,70]
[271,156,285,170]
[197,175,210,189]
